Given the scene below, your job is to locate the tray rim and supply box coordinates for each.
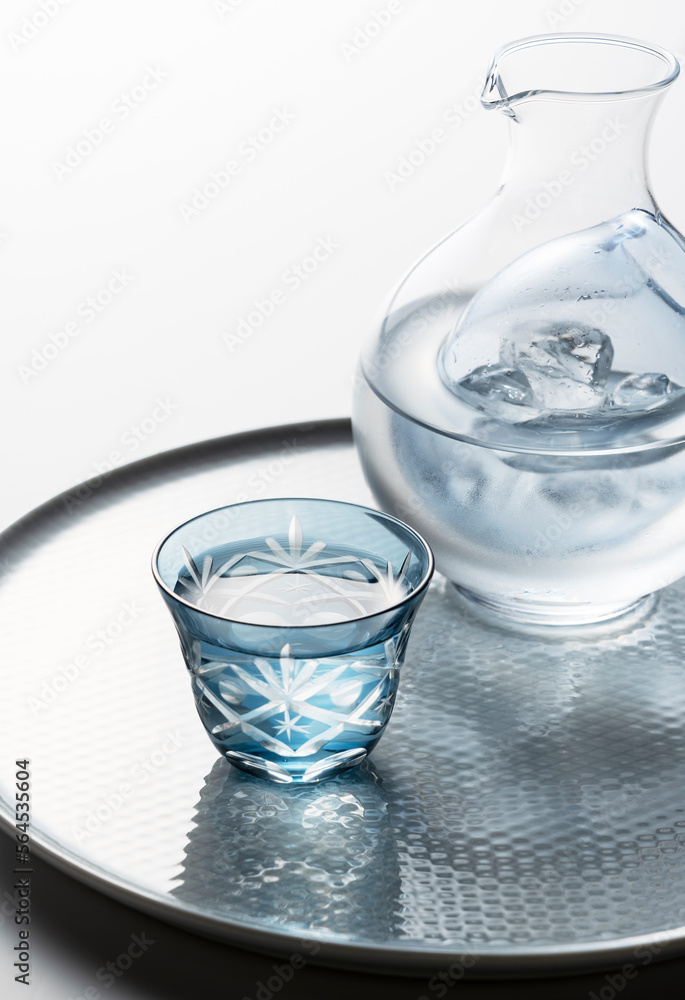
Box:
[2,417,685,978]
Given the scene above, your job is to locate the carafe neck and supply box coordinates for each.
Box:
[497,93,664,230]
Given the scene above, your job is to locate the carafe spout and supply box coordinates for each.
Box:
[481,32,678,121]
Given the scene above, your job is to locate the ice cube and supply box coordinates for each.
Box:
[439,210,685,423]
[611,372,673,410]
[457,364,534,411]
[502,323,613,386]
[500,322,613,410]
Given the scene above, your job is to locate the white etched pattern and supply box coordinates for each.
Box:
[177,515,411,625]
[192,642,393,757]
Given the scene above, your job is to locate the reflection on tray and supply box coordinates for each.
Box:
[170,757,403,938]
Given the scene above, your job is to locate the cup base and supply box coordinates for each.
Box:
[223,746,369,784]
[453,584,655,630]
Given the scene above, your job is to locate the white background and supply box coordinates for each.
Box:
[2,0,685,531]
[2,2,685,998]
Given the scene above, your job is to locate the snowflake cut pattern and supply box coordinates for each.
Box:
[177,515,411,625]
[194,642,390,758]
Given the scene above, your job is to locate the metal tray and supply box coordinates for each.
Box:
[2,419,685,978]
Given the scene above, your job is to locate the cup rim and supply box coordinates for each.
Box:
[151,497,435,629]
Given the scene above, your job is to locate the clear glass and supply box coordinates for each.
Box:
[353,33,685,626]
[152,498,433,783]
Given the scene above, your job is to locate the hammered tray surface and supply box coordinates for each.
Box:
[2,419,685,976]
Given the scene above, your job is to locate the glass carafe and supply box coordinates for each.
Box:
[353,34,685,626]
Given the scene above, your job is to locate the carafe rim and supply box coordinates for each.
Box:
[482,33,679,111]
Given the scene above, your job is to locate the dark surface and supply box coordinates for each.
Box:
[1,828,684,1000]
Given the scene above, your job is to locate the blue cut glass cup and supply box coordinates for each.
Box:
[152,498,434,784]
